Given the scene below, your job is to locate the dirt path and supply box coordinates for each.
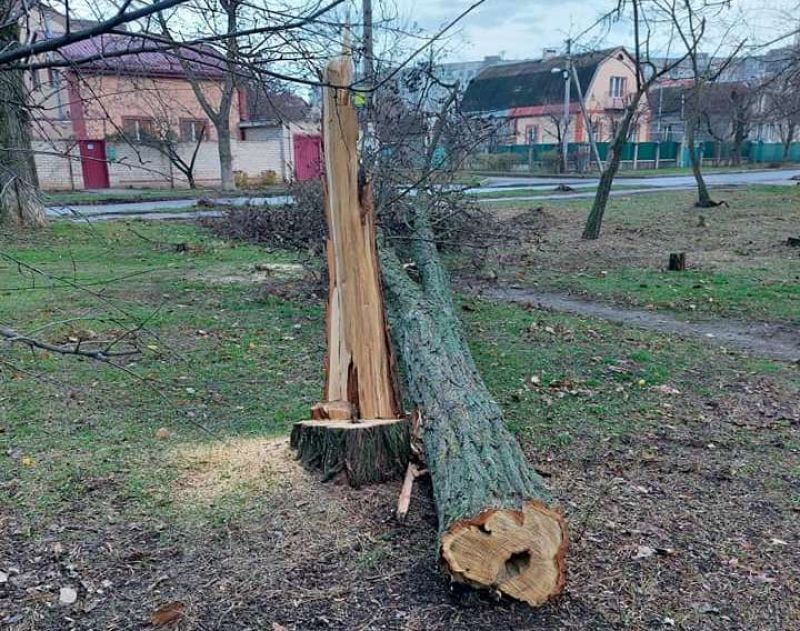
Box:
[478,286,800,363]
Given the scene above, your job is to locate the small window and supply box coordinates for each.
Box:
[609,76,627,98]
[525,125,539,144]
[31,68,42,90]
[48,68,60,87]
[122,117,156,142]
[179,119,208,142]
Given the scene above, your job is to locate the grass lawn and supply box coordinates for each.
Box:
[1,220,798,628]
[473,185,800,324]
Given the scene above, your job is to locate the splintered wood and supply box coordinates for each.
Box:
[316,53,398,422]
[291,51,408,487]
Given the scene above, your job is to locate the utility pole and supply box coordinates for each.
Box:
[362,0,374,103]
[360,0,375,150]
[562,38,571,173]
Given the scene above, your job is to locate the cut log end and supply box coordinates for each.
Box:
[290,418,409,488]
[440,501,567,607]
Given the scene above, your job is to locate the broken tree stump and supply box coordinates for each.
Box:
[290,51,408,487]
[668,252,686,271]
[379,211,567,606]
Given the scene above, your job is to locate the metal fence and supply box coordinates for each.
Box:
[491,141,800,172]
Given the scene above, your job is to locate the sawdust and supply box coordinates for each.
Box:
[186,263,307,285]
[172,437,308,504]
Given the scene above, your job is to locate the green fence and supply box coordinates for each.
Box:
[492,141,799,169]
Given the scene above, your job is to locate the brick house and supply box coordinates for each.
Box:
[461,47,651,145]
[23,5,320,190]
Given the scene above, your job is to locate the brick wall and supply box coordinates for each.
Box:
[33,140,83,191]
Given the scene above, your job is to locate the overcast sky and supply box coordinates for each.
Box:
[390,0,800,62]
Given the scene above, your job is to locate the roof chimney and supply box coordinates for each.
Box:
[542,48,558,60]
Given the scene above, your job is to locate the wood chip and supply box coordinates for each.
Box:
[150,601,186,626]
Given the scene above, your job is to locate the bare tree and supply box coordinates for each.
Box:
[701,81,757,166]
[582,0,698,240]
[761,56,800,159]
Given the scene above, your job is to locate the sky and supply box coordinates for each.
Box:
[391,0,800,63]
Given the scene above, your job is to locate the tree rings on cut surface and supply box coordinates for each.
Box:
[290,418,409,488]
[440,501,567,606]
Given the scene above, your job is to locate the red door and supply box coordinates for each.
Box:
[79,140,110,189]
[293,134,322,181]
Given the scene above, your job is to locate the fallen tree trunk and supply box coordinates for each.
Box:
[378,210,567,606]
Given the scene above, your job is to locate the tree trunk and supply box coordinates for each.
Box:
[378,207,567,606]
[784,126,795,161]
[217,124,235,191]
[0,19,46,228]
[668,252,686,271]
[582,104,637,240]
[685,92,715,208]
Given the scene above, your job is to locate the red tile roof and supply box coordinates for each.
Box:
[58,34,228,80]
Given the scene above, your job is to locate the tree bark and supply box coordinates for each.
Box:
[0,16,46,228]
[217,124,235,191]
[582,103,638,240]
[378,207,567,606]
[685,87,715,207]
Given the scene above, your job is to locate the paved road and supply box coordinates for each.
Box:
[46,195,292,220]
[476,168,800,191]
[46,169,799,221]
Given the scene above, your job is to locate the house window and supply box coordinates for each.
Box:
[122,117,156,141]
[48,68,61,87]
[180,119,208,142]
[31,69,42,90]
[609,76,627,98]
[525,125,539,144]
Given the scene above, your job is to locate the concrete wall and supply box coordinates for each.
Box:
[107,139,287,188]
[33,137,297,190]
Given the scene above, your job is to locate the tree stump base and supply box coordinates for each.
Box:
[441,501,568,606]
[668,252,687,271]
[290,418,409,487]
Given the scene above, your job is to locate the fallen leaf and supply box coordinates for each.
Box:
[770,538,788,546]
[151,601,186,627]
[155,427,171,441]
[21,456,35,468]
[59,586,78,605]
[272,624,289,631]
[634,545,656,559]
[0,571,7,584]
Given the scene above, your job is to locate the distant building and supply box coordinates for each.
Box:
[20,5,320,189]
[461,47,651,145]
[396,55,529,113]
